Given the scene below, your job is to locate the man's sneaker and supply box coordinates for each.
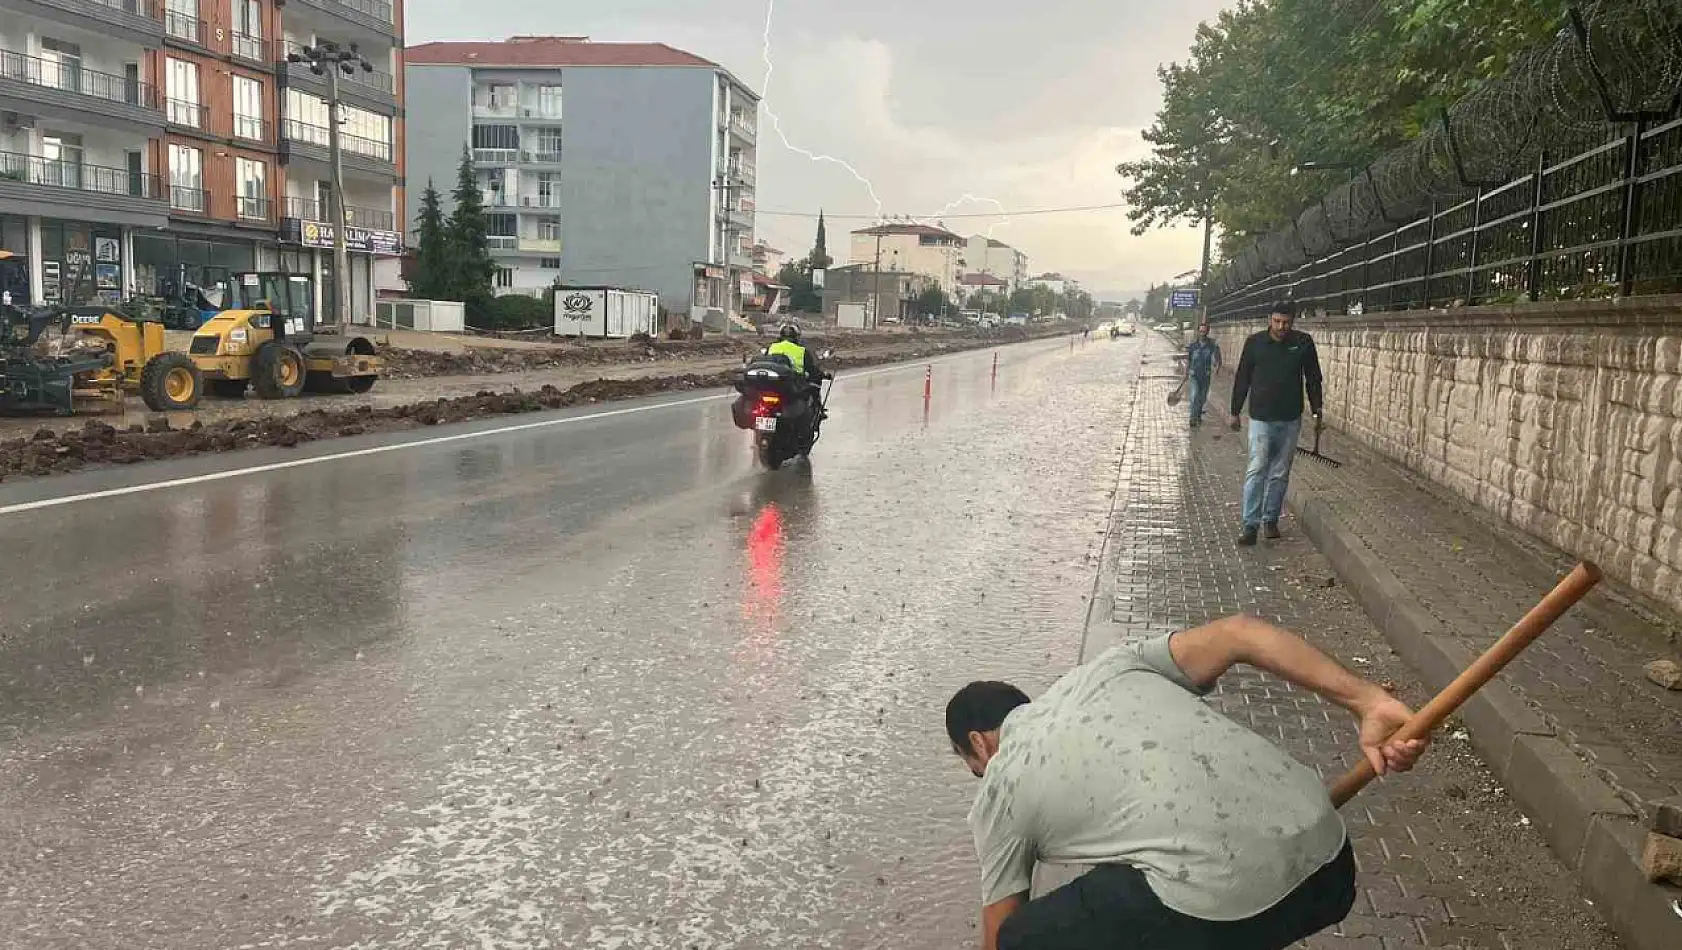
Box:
[1237,526,1259,547]
[1263,521,1282,540]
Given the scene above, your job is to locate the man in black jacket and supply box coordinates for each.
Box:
[1229,301,1323,546]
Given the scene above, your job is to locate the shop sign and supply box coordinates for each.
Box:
[282,218,403,256]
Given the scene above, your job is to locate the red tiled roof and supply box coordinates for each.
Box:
[407,37,721,70]
[853,223,963,240]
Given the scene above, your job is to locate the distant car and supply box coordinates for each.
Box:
[1153,323,1176,332]
[1117,323,1136,336]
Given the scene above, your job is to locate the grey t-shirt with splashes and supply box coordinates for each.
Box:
[968,634,1347,920]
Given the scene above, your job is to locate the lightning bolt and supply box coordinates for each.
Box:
[759,1,1016,249]
[760,0,884,220]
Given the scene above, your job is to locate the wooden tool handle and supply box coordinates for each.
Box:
[1329,561,1603,808]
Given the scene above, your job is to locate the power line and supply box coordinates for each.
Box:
[753,203,1131,220]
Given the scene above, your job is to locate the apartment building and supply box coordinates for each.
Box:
[965,235,1027,291]
[0,0,402,322]
[404,36,759,319]
[848,223,967,292]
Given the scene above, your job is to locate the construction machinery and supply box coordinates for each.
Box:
[186,272,380,400]
[55,303,203,412]
[0,300,115,416]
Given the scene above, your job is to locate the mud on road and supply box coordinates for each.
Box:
[0,324,1071,482]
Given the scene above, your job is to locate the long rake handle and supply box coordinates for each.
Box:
[1329,561,1603,808]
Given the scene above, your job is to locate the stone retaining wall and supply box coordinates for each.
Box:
[1210,298,1682,615]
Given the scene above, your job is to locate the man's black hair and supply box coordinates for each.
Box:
[1270,300,1297,319]
[946,681,1031,756]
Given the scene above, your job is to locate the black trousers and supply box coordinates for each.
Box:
[998,842,1356,950]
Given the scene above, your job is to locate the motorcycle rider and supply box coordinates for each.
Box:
[767,323,830,410]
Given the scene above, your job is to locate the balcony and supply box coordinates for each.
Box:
[236,194,273,224]
[232,114,270,145]
[279,118,396,179]
[487,235,518,250]
[230,32,270,66]
[472,147,519,166]
[520,195,562,210]
[518,237,562,253]
[283,196,395,231]
[289,0,398,40]
[165,97,206,130]
[8,0,165,43]
[163,10,206,47]
[169,184,208,214]
[0,48,164,134]
[473,102,518,120]
[522,148,562,166]
[728,114,757,143]
[0,148,168,226]
[281,39,396,110]
[729,162,756,187]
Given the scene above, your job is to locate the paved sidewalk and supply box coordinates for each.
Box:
[1081,341,1623,949]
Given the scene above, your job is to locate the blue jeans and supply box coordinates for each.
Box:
[1188,373,1211,421]
[1243,417,1302,528]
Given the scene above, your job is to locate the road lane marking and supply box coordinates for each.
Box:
[0,344,1063,517]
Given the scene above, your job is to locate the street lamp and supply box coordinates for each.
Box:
[287,40,375,330]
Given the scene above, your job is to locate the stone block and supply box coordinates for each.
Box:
[1654,798,1682,838]
[1645,660,1682,691]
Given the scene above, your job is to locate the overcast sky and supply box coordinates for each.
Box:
[408,0,1233,299]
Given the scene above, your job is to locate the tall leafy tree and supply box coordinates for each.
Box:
[1120,0,1568,253]
[448,144,498,315]
[408,180,453,299]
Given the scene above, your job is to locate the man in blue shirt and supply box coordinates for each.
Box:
[1185,322,1222,426]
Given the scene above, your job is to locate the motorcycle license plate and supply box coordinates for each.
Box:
[754,416,778,432]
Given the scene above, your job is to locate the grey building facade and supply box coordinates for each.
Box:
[405,36,759,322]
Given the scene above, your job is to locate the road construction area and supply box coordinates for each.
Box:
[0,324,1055,481]
[0,335,1623,949]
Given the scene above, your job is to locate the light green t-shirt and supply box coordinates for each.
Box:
[967,634,1347,921]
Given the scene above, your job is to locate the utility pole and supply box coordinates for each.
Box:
[872,230,883,329]
[288,40,374,331]
[715,172,734,333]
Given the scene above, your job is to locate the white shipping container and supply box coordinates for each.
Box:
[375,299,466,333]
[554,288,661,338]
[836,302,867,329]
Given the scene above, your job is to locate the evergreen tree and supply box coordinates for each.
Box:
[448,144,498,316]
[408,179,452,299]
[811,211,832,270]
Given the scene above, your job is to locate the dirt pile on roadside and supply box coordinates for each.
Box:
[381,338,755,378]
[0,321,1081,482]
[0,373,734,480]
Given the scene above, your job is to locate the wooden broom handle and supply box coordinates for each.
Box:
[1329,561,1603,808]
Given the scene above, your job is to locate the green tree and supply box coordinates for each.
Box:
[1120,0,1568,252]
[777,259,820,314]
[408,180,452,299]
[915,286,948,321]
[811,211,832,271]
[448,144,498,318]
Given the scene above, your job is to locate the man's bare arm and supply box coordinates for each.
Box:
[1168,615,1428,776]
[980,893,1026,950]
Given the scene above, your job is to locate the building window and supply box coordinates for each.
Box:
[472,124,520,151]
[341,105,392,160]
[236,158,267,220]
[537,220,561,241]
[232,75,263,141]
[539,257,560,270]
[165,0,200,43]
[530,128,562,161]
[231,0,263,59]
[495,268,513,288]
[534,173,558,207]
[38,38,81,94]
[169,144,203,211]
[284,88,329,145]
[41,131,83,189]
[166,58,200,128]
[536,85,562,118]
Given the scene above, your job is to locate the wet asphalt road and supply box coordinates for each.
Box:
[0,335,1139,950]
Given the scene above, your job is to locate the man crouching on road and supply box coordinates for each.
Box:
[946,615,1427,950]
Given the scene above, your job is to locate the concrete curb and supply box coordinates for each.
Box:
[1289,493,1682,950]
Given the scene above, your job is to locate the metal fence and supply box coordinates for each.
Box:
[1210,118,1682,319]
[1207,0,1682,321]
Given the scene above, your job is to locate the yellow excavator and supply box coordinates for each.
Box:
[184,272,381,403]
